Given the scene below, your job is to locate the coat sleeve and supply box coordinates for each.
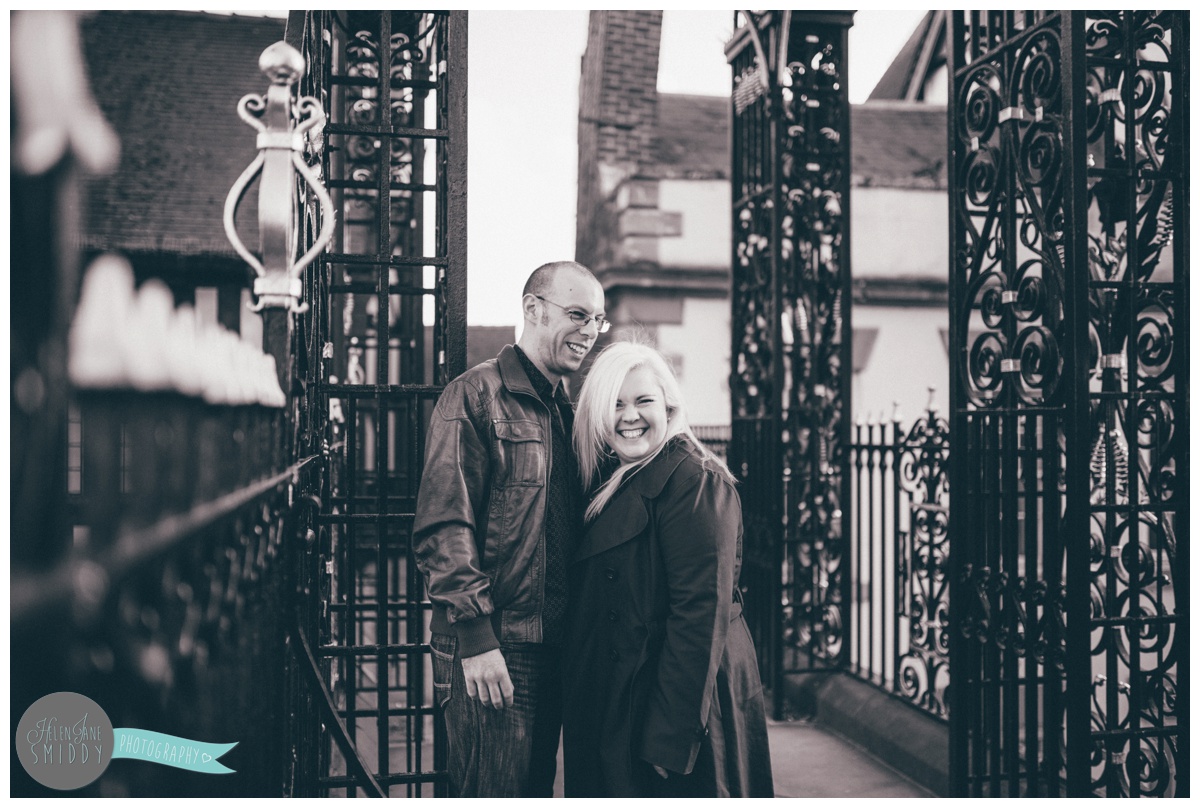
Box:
[411,378,499,657]
[639,466,739,775]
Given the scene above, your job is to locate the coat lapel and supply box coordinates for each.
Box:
[574,437,695,563]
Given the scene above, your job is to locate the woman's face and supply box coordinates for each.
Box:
[609,365,669,465]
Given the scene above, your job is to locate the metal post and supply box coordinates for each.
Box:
[224,39,333,391]
[1059,13,1091,796]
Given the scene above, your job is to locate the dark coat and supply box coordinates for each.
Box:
[562,436,773,798]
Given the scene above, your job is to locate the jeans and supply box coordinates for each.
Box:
[430,633,562,797]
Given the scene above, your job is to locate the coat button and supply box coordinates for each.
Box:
[607,610,619,622]
[695,726,709,738]
[604,568,617,581]
[609,649,620,661]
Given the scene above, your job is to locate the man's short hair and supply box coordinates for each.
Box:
[522,261,595,299]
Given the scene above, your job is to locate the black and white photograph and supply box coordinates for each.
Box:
[10,8,1188,798]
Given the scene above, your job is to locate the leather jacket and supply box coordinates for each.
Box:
[412,345,557,657]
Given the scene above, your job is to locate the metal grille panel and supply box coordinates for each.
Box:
[848,408,951,720]
[292,11,466,796]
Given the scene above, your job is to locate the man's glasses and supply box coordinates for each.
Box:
[535,295,611,333]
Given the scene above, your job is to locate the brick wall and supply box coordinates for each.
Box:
[576,11,662,270]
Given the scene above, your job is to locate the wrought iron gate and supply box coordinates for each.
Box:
[288,11,467,796]
[727,11,854,718]
[948,11,1187,797]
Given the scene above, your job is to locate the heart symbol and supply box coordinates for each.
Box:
[202,754,212,763]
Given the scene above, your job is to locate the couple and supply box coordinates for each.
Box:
[413,261,773,798]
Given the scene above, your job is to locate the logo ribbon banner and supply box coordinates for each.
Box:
[112,729,237,774]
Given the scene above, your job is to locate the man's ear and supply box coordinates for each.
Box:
[521,293,539,324]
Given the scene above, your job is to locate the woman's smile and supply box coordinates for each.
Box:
[609,366,668,464]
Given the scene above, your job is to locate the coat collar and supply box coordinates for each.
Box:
[496,344,539,399]
[574,436,696,563]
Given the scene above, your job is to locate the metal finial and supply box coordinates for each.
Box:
[225,42,333,314]
[259,41,305,85]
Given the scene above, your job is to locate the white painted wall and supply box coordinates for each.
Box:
[655,296,731,427]
[851,187,947,278]
[653,182,947,281]
[851,304,949,422]
[657,178,730,269]
[653,300,948,430]
[639,181,950,431]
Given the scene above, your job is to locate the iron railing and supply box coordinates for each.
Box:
[848,403,950,721]
[692,424,731,463]
[14,393,312,797]
[11,12,311,796]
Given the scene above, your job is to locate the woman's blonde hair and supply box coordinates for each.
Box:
[573,341,733,521]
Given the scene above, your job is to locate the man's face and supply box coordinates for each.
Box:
[526,271,605,381]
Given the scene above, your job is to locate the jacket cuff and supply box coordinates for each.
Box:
[454,615,500,658]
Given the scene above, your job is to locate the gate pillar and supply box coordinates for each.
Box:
[948,11,1187,797]
[727,11,854,718]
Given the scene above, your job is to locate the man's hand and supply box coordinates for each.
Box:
[461,648,514,709]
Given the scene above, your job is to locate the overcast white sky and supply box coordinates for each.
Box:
[466,10,927,325]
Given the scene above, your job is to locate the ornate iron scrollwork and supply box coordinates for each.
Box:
[950,12,1075,797]
[1080,11,1182,799]
[778,17,852,671]
[733,199,775,420]
[895,409,951,716]
[729,12,853,710]
[955,26,1066,410]
[950,11,1186,798]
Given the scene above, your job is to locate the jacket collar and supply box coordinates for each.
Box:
[574,435,696,563]
[496,344,539,399]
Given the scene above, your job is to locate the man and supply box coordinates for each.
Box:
[413,261,608,797]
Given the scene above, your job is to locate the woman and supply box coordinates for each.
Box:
[563,342,773,798]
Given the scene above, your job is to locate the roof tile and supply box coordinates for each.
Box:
[649,94,729,180]
[650,92,947,189]
[80,11,285,259]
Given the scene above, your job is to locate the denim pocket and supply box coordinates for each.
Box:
[430,633,456,708]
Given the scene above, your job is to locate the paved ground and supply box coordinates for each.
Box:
[552,718,932,798]
[766,719,933,798]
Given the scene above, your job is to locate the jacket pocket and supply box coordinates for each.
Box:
[493,419,545,486]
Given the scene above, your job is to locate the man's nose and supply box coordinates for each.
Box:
[579,317,600,338]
